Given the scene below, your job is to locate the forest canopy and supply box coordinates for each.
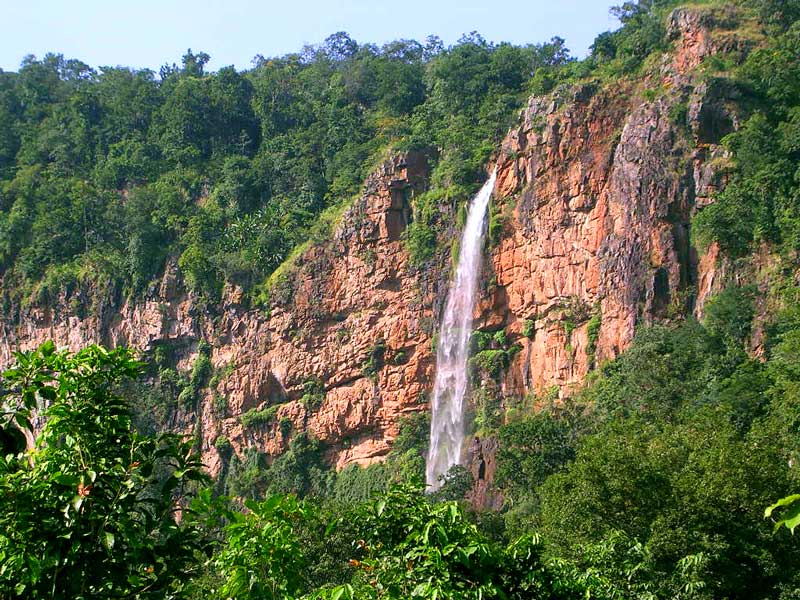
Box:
[0,31,571,310]
[0,0,790,311]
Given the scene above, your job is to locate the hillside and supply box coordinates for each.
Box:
[3,0,800,597]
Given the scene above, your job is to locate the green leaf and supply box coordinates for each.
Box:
[53,473,78,486]
[765,494,800,518]
[412,582,431,597]
[448,503,459,521]
[784,505,800,533]
[104,531,115,550]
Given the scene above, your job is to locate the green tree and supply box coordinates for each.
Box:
[352,484,585,599]
[214,495,311,599]
[0,341,211,598]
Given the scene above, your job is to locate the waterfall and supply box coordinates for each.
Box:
[426,170,497,490]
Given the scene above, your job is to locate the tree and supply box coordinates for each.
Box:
[0,342,210,598]
[495,412,577,499]
[351,483,586,599]
[181,49,211,77]
[214,495,312,599]
[322,32,358,62]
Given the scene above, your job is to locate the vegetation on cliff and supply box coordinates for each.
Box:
[693,17,800,258]
[4,0,800,598]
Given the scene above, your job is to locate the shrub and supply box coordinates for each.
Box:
[470,349,508,379]
[470,330,494,353]
[0,342,210,597]
[362,338,386,378]
[522,318,535,339]
[586,306,602,359]
[215,435,232,453]
[496,412,578,498]
[300,378,325,412]
[214,495,311,599]
[492,329,508,348]
[333,463,391,504]
[240,405,280,428]
[703,285,757,347]
[472,387,504,434]
[431,464,474,501]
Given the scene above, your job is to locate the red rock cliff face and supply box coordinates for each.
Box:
[205,152,437,473]
[0,154,439,474]
[481,4,755,401]
[0,6,757,475]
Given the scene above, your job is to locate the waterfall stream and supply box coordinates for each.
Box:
[426,170,497,490]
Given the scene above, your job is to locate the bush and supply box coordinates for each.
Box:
[703,285,756,347]
[537,412,794,599]
[522,318,535,339]
[0,342,210,597]
[240,405,280,428]
[332,463,391,504]
[190,352,212,390]
[215,435,232,453]
[496,412,578,498]
[214,495,311,599]
[470,349,508,378]
[351,483,589,599]
[362,338,386,378]
[300,377,325,412]
[431,464,474,501]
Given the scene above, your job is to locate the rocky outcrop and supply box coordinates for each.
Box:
[483,3,758,401]
[1,153,438,474]
[0,5,762,477]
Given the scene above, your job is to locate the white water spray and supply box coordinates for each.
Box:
[426,170,496,490]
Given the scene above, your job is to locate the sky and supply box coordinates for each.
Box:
[1,0,620,73]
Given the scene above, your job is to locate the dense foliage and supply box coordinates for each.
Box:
[692,3,800,256]
[0,343,210,598]
[0,342,666,599]
[491,284,800,598]
[0,32,570,308]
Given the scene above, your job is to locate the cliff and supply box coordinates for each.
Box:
[0,5,762,478]
[1,153,439,475]
[485,4,756,397]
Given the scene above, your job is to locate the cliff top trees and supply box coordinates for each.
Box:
[0,29,576,306]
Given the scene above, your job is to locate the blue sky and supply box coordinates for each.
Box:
[1,0,620,73]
